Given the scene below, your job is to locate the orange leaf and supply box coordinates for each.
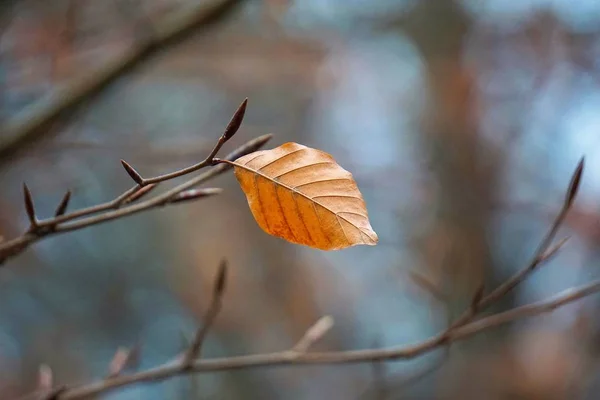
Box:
[230,142,378,250]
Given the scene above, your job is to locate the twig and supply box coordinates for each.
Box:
[33,98,249,228]
[291,316,334,354]
[21,279,600,400]
[183,259,228,367]
[0,0,247,160]
[449,158,584,329]
[0,132,273,265]
[138,98,248,186]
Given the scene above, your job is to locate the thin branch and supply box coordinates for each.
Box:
[291,316,334,353]
[139,98,248,186]
[27,278,600,400]
[449,158,583,329]
[183,259,228,367]
[0,0,248,160]
[0,134,273,265]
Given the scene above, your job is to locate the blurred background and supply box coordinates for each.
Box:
[1,0,600,398]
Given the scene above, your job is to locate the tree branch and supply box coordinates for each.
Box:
[0,133,271,265]
[19,278,599,400]
[0,99,272,265]
[0,0,247,160]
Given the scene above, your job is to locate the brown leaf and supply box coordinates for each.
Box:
[231,142,378,250]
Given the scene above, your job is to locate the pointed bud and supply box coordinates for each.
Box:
[223,98,248,141]
[214,259,228,298]
[565,157,584,208]
[170,188,222,204]
[54,190,71,217]
[124,183,157,204]
[121,160,144,185]
[23,183,37,227]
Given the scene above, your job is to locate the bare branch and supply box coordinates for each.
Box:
[183,260,228,367]
[123,184,156,204]
[11,157,595,400]
[448,159,583,329]
[540,236,570,262]
[29,278,600,400]
[141,98,250,186]
[0,133,273,265]
[0,0,248,159]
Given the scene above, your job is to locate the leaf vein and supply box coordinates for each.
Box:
[273,162,337,179]
[233,162,369,238]
[257,148,306,172]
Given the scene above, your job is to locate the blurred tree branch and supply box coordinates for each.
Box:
[20,265,600,400]
[0,0,247,161]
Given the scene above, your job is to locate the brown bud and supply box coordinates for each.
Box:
[223,98,248,141]
[565,157,584,208]
[54,190,71,217]
[121,160,144,185]
[23,183,37,227]
[214,259,228,298]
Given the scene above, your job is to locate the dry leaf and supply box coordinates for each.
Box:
[230,142,378,250]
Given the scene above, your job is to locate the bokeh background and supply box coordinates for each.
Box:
[1,0,600,398]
